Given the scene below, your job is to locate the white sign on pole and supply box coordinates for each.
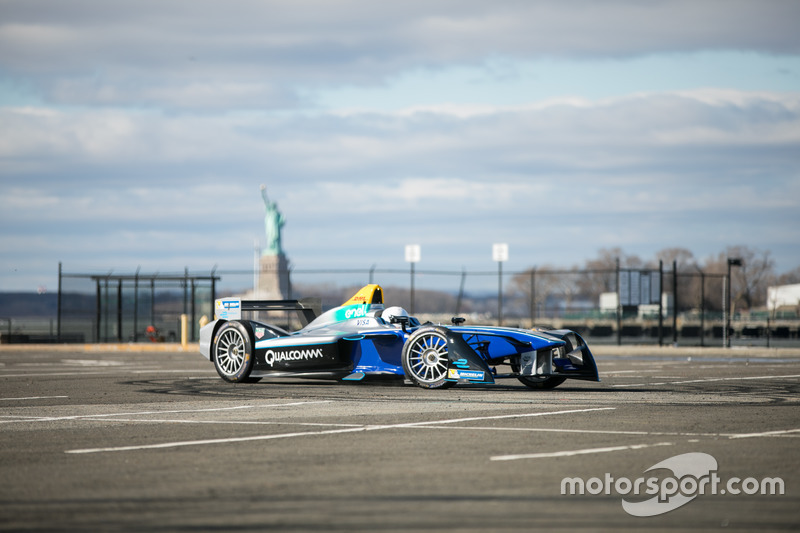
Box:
[405,244,421,263]
[492,243,509,262]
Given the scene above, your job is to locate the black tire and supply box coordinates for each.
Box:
[212,321,255,383]
[518,335,574,390]
[517,376,566,390]
[401,326,455,389]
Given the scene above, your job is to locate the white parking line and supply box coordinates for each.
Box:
[611,373,800,388]
[0,395,69,401]
[490,441,674,461]
[0,372,112,378]
[97,418,365,428]
[131,369,217,373]
[66,426,372,454]
[601,370,660,374]
[728,428,800,439]
[1,401,331,424]
[412,425,721,438]
[365,407,616,430]
[65,407,615,454]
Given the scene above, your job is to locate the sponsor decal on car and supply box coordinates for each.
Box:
[447,368,485,381]
[214,298,242,320]
[344,304,369,319]
[264,347,324,367]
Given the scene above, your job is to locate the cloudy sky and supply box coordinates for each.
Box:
[1,0,799,293]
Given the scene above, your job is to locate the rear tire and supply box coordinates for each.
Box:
[401,326,454,389]
[213,321,255,383]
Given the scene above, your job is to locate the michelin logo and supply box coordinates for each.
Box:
[264,348,324,367]
[448,368,485,380]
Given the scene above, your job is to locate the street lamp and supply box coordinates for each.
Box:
[493,243,509,326]
[405,244,421,315]
[725,257,743,348]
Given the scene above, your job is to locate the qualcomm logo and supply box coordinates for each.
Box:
[264,348,324,367]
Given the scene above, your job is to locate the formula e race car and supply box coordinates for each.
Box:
[198,285,599,389]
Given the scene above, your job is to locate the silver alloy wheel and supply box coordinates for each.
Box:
[406,330,449,384]
[215,327,246,376]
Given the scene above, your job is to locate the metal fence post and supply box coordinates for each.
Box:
[210,267,217,320]
[699,269,705,347]
[672,260,678,345]
[723,273,728,348]
[133,267,140,342]
[616,258,621,346]
[529,268,536,326]
[658,260,664,346]
[116,279,123,342]
[191,278,197,342]
[57,262,62,342]
[95,279,101,342]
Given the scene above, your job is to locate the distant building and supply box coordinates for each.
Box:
[767,283,800,314]
[599,291,672,318]
[599,292,617,314]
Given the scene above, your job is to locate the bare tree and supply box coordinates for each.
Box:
[574,247,643,302]
[703,246,775,310]
[510,264,576,319]
[656,248,700,312]
[655,247,697,271]
[776,266,800,285]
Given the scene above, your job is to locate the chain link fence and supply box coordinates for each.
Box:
[52,265,219,344]
[2,262,797,347]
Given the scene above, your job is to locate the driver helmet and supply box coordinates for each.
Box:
[382,306,410,324]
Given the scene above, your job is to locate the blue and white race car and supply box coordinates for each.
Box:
[198,284,599,389]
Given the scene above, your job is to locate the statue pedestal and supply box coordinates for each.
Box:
[258,254,289,300]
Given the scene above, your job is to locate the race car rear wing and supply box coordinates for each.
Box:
[214,297,321,326]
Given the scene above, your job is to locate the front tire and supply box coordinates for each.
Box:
[519,336,574,390]
[213,321,255,383]
[402,326,454,389]
[517,376,566,390]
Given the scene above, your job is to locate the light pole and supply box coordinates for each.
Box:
[405,244,421,315]
[493,243,508,326]
[725,257,743,348]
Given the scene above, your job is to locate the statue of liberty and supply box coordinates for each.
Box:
[260,184,286,256]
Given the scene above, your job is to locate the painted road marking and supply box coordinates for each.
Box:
[728,428,800,439]
[611,374,800,388]
[96,418,365,428]
[0,372,112,378]
[0,401,331,424]
[66,426,373,454]
[0,395,69,401]
[490,442,675,461]
[65,407,615,454]
[413,425,721,438]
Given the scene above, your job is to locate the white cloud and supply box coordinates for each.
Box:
[0,1,799,291]
[2,1,799,108]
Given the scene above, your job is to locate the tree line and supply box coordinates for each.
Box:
[292,245,797,317]
[509,245,799,314]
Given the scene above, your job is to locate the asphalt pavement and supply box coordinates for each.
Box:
[1,343,798,531]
